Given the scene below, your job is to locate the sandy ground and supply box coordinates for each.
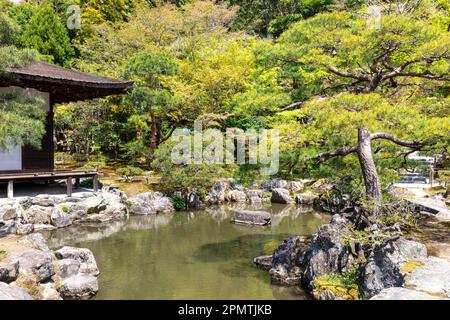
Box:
[0,235,36,263]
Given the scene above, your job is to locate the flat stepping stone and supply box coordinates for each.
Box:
[404,257,450,298]
[370,287,445,300]
[231,210,271,226]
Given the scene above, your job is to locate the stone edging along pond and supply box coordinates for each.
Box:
[1,178,449,300]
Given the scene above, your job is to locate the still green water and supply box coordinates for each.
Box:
[46,204,329,300]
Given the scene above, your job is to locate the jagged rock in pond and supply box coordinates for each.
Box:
[300,215,354,287]
[271,188,295,204]
[19,233,50,251]
[16,223,34,235]
[78,202,128,223]
[57,259,81,279]
[318,194,354,215]
[9,251,56,283]
[68,196,107,218]
[288,181,304,193]
[370,287,445,300]
[205,181,228,205]
[22,205,53,225]
[0,220,16,237]
[358,238,427,299]
[269,236,307,286]
[0,260,19,283]
[0,282,33,300]
[230,180,245,191]
[246,190,271,204]
[59,274,99,299]
[261,179,288,191]
[295,191,317,205]
[231,210,271,226]
[254,255,273,271]
[39,282,62,300]
[54,246,99,276]
[50,208,73,228]
[186,192,205,209]
[129,192,174,215]
[227,190,248,202]
[403,257,450,298]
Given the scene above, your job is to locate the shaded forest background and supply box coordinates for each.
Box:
[0,0,449,197]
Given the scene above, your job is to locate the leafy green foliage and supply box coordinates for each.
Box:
[171,195,186,211]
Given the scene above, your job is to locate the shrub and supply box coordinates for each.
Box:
[81,160,106,171]
[171,195,186,211]
[116,166,144,182]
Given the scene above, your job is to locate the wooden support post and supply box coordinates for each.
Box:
[93,174,99,192]
[429,165,434,187]
[7,180,13,199]
[67,177,73,197]
[75,178,80,189]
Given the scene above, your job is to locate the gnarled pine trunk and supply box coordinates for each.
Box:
[357,128,382,202]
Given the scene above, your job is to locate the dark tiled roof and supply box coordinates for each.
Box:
[10,62,132,86]
[2,61,133,103]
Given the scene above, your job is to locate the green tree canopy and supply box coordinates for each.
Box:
[21,3,74,65]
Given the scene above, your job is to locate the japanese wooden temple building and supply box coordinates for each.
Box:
[0,61,133,198]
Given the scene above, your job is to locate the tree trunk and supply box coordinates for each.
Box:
[150,111,157,153]
[357,128,382,201]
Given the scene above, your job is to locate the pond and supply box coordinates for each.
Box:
[45,204,330,300]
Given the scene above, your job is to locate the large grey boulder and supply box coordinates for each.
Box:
[359,249,404,299]
[262,179,287,191]
[0,220,16,237]
[295,191,317,205]
[288,181,304,192]
[68,196,107,217]
[0,282,33,300]
[300,215,354,286]
[39,282,62,300]
[31,197,55,207]
[404,257,450,298]
[129,192,174,215]
[186,192,205,209]
[370,287,445,300]
[231,210,271,226]
[55,247,99,276]
[22,205,53,225]
[57,259,81,279]
[271,188,295,204]
[19,233,50,251]
[50,208,73,228]
[9,251,56,283]
[359,238,428,299]
[383,238,428,265]
[205,181,228,205]
[0,204,18,221]
[227,190,247,202]
[269,237,306,285]
[0,260,19,283]
[246,190,271,204]
[59,274,98,299]
[102,202,128,220]
[16,223,34,235]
